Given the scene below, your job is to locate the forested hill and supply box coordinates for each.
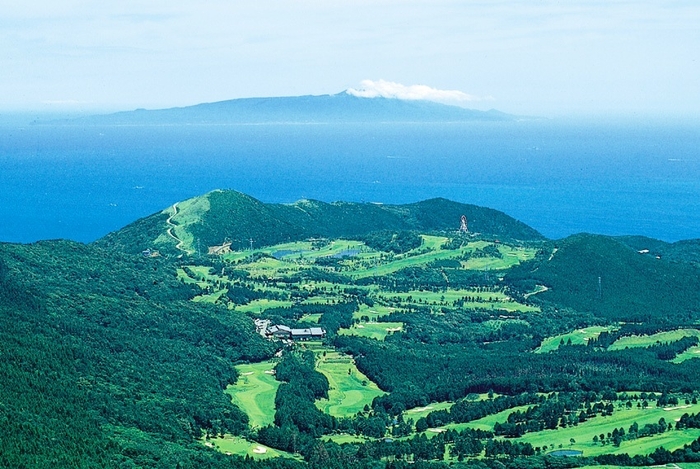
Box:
[506,233,700,323]
[95,190,545,255]
[61,92,514,125]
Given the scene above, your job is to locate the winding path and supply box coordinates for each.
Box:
[165,203,187,254]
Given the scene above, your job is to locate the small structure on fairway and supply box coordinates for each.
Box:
[208,242,232,256]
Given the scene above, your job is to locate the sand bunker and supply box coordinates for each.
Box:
[408,406,433,413]
[241,372,254,376]
[253,446,267,454]
[664,404,692,411]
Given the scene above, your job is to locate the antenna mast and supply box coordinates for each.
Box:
[459,215,469,233]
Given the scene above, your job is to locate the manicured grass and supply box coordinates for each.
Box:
[354,304,396,320]
[233,299,293,314]
[455,404,534,432]
[674,346,700,363]
[405,401,455,422]
[314,350,385,418]
[609,329,700,351]
[192,289,227,304]
[223,240,370,264]
[536,326,617,353]
[225,361,279,429]
[338,322,404,341]
[206,436,298,460]
[512,402,700,457]
[376,288,538,313]
[299,313,322,323]
[350,242,537,279]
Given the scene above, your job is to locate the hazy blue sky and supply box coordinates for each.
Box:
[2,1,698,116]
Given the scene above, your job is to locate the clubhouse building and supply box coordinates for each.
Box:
[266,324,326,340]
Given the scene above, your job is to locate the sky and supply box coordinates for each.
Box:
[1,1,699,116]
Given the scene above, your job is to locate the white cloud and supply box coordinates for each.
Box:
[346,79,490,104]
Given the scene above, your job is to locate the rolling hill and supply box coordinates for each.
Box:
[95,190,545,255]
[506,233,700,323]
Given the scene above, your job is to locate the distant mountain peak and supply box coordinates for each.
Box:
[67,92,517,125]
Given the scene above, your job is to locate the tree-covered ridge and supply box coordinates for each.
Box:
[94,190,545,255]
[506,233,700,323]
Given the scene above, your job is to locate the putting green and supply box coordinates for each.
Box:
[205,436,299,460]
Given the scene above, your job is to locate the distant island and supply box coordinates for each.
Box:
[62,92,518,125]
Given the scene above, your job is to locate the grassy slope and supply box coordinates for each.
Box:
[225,361,280,429]
[314,349,385,418]
[508,234,700,322]
[338,322,404,341]
[609,329,700,351]
[206,436,299,460]
[512,403,700,457]
[536,326,617,353]
[97,190,545,254]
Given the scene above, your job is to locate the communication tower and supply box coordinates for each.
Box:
[459,215,469,233]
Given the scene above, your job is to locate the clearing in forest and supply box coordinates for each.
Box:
[512,401,700,457]
[314,349,385,418]
[205,436,298,460]
[608,329,700,351]
[338,321,404,341]
[536,326,617,353]
[225,361,279,428]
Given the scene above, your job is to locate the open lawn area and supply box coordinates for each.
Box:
[453,404,534,432]
[314,349,385,418]
[205,436,298,460]
[225,361,279,429]
[338,322,404,341]
[354,304,396,320]
[674,346,700,363]
[233,299,293,314]
[192,289,227,304]
[513,402,700,457]
[405,401,455,422]
[536,326,617,353]
[609,329,700,351]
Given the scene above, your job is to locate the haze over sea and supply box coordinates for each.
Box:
[1,117,699,244]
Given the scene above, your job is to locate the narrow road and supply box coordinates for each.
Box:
[165,203,187,254]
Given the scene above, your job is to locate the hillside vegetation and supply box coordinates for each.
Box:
[96,190,544,255]
[5,190,700,469]
[506,234,700,323]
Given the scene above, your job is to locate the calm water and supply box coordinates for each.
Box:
[1,117,699,243]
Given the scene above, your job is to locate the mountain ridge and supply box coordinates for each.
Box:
[58,92,518,125]
[94,189,546,255]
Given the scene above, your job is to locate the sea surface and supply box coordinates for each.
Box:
[1,116,699,244]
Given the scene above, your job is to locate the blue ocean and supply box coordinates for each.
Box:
[1,117,699,243]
